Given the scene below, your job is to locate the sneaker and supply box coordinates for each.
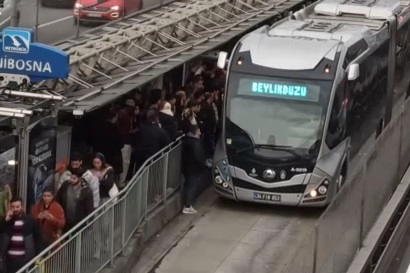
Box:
[182,206,198,214]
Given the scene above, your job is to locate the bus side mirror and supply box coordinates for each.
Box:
[347,64,359,81]
[217,51,228,69]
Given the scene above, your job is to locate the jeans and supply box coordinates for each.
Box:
[126,151,147,181]
[202,133,215,158]
[183,174,199,208]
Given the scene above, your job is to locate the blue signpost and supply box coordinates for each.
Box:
[0,27,69,82]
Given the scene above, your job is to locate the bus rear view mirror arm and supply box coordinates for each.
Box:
[217,51,229,69]
[348,63,359,81]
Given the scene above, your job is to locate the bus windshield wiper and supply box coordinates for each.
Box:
[236,144,303,159]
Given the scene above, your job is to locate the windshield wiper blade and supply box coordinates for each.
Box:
[257,144,303,159]
[235,146,254,154]
[235,144,303,159]
[257,144,293,149]
[236,144,289,154]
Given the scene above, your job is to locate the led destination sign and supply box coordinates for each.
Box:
[237,78,321,102]
[252,82,307,97]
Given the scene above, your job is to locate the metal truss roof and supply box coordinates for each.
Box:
[0,92,62,123]
[46,0,314,113]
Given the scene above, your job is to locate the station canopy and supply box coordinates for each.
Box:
[39,0,305,114]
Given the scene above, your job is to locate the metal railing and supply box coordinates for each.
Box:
[17,136,184,273]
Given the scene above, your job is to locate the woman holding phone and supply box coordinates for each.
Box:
[31,187,65,246]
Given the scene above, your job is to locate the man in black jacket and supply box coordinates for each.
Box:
[134,110,171,171]
[181,125,211,214]
[0,197,44,273]
[199,92,217,157]
[56,169,94,233]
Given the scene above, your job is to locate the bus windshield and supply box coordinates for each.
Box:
[225,72,333,154]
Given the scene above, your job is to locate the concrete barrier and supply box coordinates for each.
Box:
[313,100,407,273]
[315,165,365,273]
[345,158,410,273]
[399,103,410,173]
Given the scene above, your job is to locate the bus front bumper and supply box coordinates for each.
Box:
[214,183,329,207]
[213,164,331,207]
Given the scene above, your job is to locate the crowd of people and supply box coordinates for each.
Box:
[0,152,117,273]
[85,59,225,213]
[0,60,226,273]
[90,67,225,186]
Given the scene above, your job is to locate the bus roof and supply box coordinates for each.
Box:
[236,0,410,70]
[314,0,401,20]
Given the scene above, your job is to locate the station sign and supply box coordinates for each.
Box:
[0,27,69,82]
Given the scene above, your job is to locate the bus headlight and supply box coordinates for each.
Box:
[214,158,232,182]
[215,175,223,184]
[213,158,233,192]
[318,185,327,195]
[310,190,317,197]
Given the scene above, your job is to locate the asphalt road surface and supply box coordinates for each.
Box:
[17,0,163,44]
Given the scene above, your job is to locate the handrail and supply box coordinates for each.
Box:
[16,134,185,273]
[132,135,184,180]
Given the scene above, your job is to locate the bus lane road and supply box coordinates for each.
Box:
[153,199,321,273]
[16,0,165,44]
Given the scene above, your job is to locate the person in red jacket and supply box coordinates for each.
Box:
[31,187,65,246]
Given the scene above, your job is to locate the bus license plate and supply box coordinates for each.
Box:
[253,192,281,202]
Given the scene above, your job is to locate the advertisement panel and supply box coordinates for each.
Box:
[27,117,57,210]
[0,134,17,218]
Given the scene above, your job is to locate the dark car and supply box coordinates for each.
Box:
[41,0,74,9]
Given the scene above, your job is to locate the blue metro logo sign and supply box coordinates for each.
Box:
[0,27,69,82]
[3,28,31,54]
